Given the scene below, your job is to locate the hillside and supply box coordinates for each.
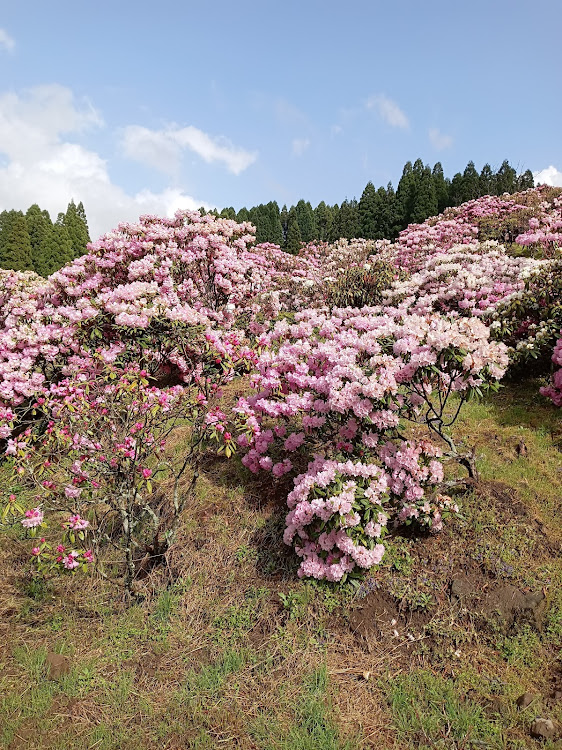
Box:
[0,187,561,749]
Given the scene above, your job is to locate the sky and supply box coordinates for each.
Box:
[0,0,561,240]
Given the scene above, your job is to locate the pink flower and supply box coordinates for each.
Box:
[141,468,152,479]
[83,549,94,563]
[66,514,89,530]
[31,546,41,556]
[63,551,80,570]
[21,507,44,528]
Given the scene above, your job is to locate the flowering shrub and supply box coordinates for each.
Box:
[236,307,508,579]
[384,241,542,318]
[489,257,562,371]
[4,341,246,591]
[540,332,562,406]
[326,259,405,309]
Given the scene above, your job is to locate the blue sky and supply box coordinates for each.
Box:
[0,0,561,238]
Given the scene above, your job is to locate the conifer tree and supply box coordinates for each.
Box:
[358,182,379,239]
[37,216,73,277]
[411,162,438,224]
[432,163,450,213]
[266,201,284,246]
[26,204,52,274]
[518,170,534,191]
[280,205,289,245]
[76,201,91,241]
[496,160,517,194]
[63,200,90,259]
[395,161,416,230]
[479,164,495,196]
[285,208,302,253]
[0,210,34,271]
[295,200,317,243]
[236,207,251,223]
[314,201,332,242]
[449,172,464,206]
[461,161,481,202]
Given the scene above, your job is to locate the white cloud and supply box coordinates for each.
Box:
[533,165,562,187]
[366,94,409,129]
[0,29,15,52]
[122,124,257,176]
[0,86,208,239]
[429,127,453,150]
[292,138,310,157]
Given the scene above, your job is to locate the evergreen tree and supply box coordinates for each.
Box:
[432,163,450,214]
[236,207,251,223]
[479,164,495,196]
[411,162,438,224]
[0,210,34,271]
[280,205,289,245]
[395,161,416,230]
[219,207,237,220]
[76,201,91,241]
[518,169,534,191]
[461,161,480,202]
[285,208,302,253]
[314,201,332,242]
[496,160,517,194]
[337,198,360,239]
[449,172,464,206]
[26,204,52,274]
[265,201,284,245]
[329,204,341,241]
[63,200,90,259]
[37,217,73,277]
[295,199,317,243]
[358,182,379,239]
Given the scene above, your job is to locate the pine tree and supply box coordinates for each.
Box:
[0,210,34,271]
[449,172,464,206]
[358,182,380,239]
[26,204,53,274]
[285,208,302,253]
[315,201,334,242]
[219,207,237,220]
[295,200,317,243]
[37,217,73,277]
[495,160,517,194]
[76,201,91,242]
[329,204,341,241]
[395,161,416,230]
[236,207,251,223]
[280,205,289,246]
[479,164,495,196]
[517,170,534,191]
[432,163,450,213]
[411,162,438,224]
[461,161,480,202]
[337,198,359,239]
[266,201,284,245]
[63,199,90,259]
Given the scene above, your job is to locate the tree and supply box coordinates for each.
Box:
[280,204,289,245]
[37,216,73,277]
[461,161,480,202]
[496,160,517,195]
[518,170,534,191]
[236,207,251,223]
[395,161,416,230]
[358,182,379,239]
[295,200,317,243]
[479,164,495,196]
[314,201,332,242]
[26,204,53,274]
[337,198,360,239]
[449,172,464,206]
[285,208,302,253]
[411,161,438,224]
[432,163,450,214]
[63,200,90,260]
[0,210,33,271]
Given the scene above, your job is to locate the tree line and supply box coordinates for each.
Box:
[0,200,90,276]
[210,159,534,252]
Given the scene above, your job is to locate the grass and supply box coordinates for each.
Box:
[0,379,561,748]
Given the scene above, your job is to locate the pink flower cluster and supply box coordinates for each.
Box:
[540,331,562,406]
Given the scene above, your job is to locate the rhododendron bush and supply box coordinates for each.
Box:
[235,308,508,580]
[4,352,241,592]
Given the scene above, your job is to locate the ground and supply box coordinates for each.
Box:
[1,379,561,749]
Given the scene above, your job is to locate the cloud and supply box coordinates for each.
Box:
[533,165,562,187]
[0,85,208,239]
[366,94,409,129]
[292,138,310,157]
[0,29,15,52]
[428,127,453,150]
[122,124,257,176]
